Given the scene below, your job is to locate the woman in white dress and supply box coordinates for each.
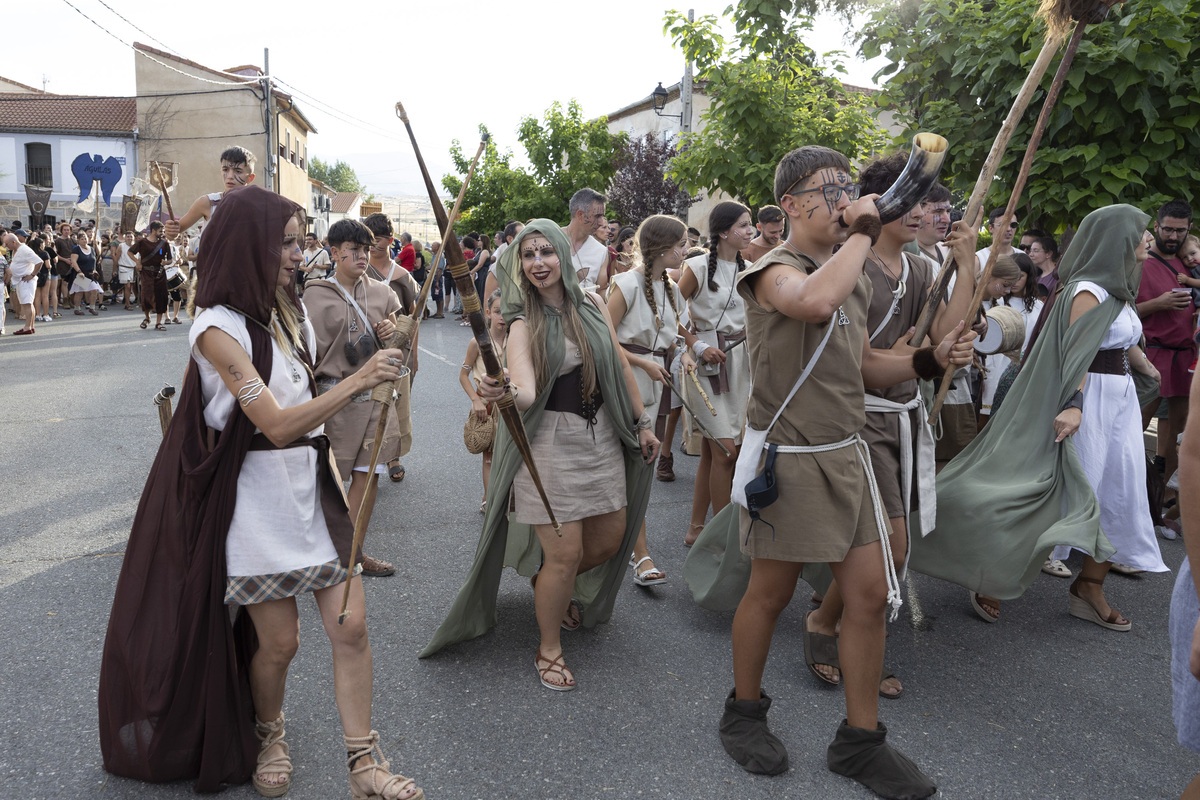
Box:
[678,201,755,545]
[99,186,422,800]
[608,215,696,585]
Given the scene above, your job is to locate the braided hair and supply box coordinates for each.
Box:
[705,201,750,291]
[634,215,686,330]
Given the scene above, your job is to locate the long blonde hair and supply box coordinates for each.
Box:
[520,270,599,399]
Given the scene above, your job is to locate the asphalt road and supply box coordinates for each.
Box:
[0,304,1195,799]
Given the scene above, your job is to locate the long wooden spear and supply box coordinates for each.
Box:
[395,101,562,535]
[926,0,1123,423]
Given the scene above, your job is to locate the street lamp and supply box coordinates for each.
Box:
[651,82,682,123]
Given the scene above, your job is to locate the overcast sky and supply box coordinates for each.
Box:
[19,0,885,197]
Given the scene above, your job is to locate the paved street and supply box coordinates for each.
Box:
[0,306,1195,799]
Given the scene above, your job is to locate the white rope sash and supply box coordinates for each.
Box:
[863,393,937,537]
[770,433,902,621]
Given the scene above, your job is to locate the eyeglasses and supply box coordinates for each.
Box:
[1160,225,1190,235]
[790,183,860,205]
[1018,244,1030,251]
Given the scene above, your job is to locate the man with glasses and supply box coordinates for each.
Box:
[1136,199,1195,488]
[975,207,1019,273]
[1017,228,1044,253]
[713,145,974,799]
[562,187,614,292]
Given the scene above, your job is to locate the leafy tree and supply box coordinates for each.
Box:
[663,4,889,210]
[860,0,1200,231]
[309,157,365,194]
[607,133,697,225]
[442,101,628,230]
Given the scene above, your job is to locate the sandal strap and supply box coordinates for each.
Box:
[536,649,572,684]
[1074,575,1103,585]
[253,714,293,777]
[345,731,416,799]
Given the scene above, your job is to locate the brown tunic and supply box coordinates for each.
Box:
[862,252,935,517]
[367,263,420,313]
[735,244,880,563]
[305,276,404,476]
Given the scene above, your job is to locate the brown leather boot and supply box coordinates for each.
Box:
[656,451,675,482]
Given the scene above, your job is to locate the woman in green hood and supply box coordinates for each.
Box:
[910,204,1168,629]
[421,220,659,691]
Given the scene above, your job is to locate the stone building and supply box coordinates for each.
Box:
[0,80,137,230]
[132,43,315,224]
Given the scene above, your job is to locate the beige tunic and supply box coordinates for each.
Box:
[512,340,625,525]
[305,277,404,476]
[682,253,750,442]
[368,262,420,314]
[735,245,880,563]
[862,252,935,517]
[610,269,683,416]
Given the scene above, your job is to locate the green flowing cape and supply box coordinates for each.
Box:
[421,220,653,657]
[908,203,1151,599]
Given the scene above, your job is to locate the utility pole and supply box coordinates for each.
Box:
[263,47,274,192]
[681,9,694,135]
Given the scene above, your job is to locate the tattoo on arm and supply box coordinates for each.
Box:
[775,274,789,287]
[237,377,266,407]
[228,365,243,380]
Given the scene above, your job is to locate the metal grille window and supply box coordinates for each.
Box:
[26,142,52,187]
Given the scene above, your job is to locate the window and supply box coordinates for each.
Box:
[299,145,306,171]
[26,142,52,187]
[278,128,286,159]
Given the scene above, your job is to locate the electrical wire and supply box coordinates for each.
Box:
[91,0,179,56]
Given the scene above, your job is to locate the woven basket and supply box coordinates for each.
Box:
[463,407,497,454]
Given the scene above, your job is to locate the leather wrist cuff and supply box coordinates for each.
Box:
[912,346,945,381]
[845,214,882,246]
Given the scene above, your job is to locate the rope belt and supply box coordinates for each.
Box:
[863,393,937,537]
[768,432,902,621]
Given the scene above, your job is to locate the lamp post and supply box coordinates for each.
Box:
[652,9,694,135]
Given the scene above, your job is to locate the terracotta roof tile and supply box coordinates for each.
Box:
[0,94,136,133]
[331,192,362,214]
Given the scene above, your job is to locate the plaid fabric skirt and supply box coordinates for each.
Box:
[225,559,361,605]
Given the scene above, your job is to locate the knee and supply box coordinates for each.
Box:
[543,544,584,573]
[743,583,795,619]
[257,626,300,666]
[841,580,889,620]
[328,615,369,654]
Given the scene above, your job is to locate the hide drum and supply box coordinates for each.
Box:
[973,305,1025,355]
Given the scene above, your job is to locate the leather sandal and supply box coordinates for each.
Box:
[970,592,1000,623]
[630,555,666,586]
[535,648,576,691]
[1068,576,1131,631]
[804,610,841,686]
[252,713,293,797]
[345,730,423,800]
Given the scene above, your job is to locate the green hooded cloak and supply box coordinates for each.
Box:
[908,203,1152,599]
[421,220,653,657]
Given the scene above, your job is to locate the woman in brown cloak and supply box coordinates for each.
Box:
[98,185,423,800]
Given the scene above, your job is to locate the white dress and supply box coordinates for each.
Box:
[1051,282,1167,572]
[610,270,684,418]
[190,306,339,578]
[682,253,750,442]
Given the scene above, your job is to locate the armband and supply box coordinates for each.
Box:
[634,410,653,431]
[845,214,882,246]
[912,347,945,381]
[692,340,711,358]
[1060,390,1083,412]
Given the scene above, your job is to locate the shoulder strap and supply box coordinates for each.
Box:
[332,279,382,346]
[762,308,841,437]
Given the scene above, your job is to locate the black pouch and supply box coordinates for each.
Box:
[743,443,779,542]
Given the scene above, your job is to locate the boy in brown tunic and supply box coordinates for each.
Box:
[306,218,402,578]
[720,145,975,799]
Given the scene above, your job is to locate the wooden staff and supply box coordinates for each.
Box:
[686,366,717,415]
[151,161,175,221]
[662,377,731,457]
[152,384,175,436]
[395,101,562,535]
[926,0,1121,423]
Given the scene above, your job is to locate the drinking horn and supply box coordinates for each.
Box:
[858,133,949,226]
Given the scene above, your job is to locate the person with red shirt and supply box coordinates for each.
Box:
[396,233,415,273]
[1136,198,1195,488]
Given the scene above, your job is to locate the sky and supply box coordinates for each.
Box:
[19,0,887,197]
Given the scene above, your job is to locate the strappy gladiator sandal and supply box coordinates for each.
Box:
[345,730,424,800]
[252,714,293,797]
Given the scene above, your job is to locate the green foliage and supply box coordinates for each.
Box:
[662,4,889,210]
[442,102,627,233]
[860,0,1200,231]
[308,156,365,194]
